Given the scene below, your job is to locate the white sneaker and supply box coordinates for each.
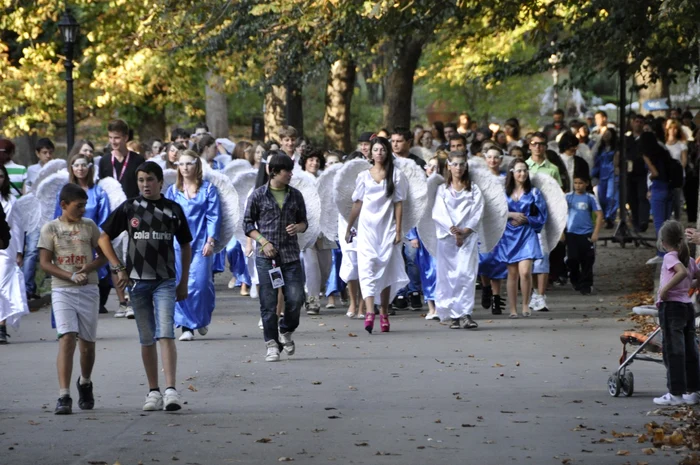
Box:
[646,256,663,265]
[125,305,135,319]
[528,292,539,310]
[197,326,208,336]
[250,285,258,299]
[179,331,194,341]
[265,340,280,362]
[163,388,182,411]
[227,278,236,289]
[653,393,684,406]
[258,318,264,330]
[533,294,548,311]
[143,390,164,411]
[306,296,320,315]
[683,392,700,405]
[114,304,127,318]
[279,332,295,355]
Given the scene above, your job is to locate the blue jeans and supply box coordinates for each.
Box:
[659,302,700,396]
[650,180,672,257]
[397,242,421,297]
[23,229,40,294]
[256,258,304,343]
[129,279,176,345]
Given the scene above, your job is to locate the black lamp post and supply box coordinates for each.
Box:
[58,10,79,152]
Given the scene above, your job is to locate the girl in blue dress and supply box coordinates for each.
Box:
[165,150,222,341]
[591,129,619,229]
[495,159,547,318]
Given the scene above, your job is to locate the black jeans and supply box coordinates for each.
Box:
[627,176,650,233]
[565,233,595,289]
[684,175,699,224]
[659,301,700,396]
[256,258,305,344]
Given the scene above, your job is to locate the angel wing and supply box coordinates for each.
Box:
[97,177,127,211]
[289,170,321,250]
[31,159,67,193]
[231,171,257,244]
[468,168,508,253]
[223,159,255,181]
[468,157,487,170]
[393,157,428,233]
[416,173,445,257]
[203,168,239,253]
[409,146,434,162]
[161,168,177,194]
[500,155,515,172]
[530,172,567,253]
[150,156,166,169]
[316,163,343,240]
[215,154,232,166]
[35,171,69,226]
[14,193,42,233]
[334,158,371,221]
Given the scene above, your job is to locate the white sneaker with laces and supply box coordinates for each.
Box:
[533,294,548,311]
[143,390,164,411]
[163,388,182,411]
[265,340,280,362]
[653,393,684,406]
[279,332,295,355]
[179,331,194,341]
[306,296,320,315]
[528,292,540,310]
[197,326,208,336]
[125,305,135,319]
[114,305,127,318]
[683,392,700,405]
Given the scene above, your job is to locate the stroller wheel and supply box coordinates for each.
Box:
[607,373,621,397]
[620,371,634,397]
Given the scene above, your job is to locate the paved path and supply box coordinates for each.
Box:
[0,244,682,465]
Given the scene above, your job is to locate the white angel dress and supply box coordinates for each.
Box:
[0,196,30,327]
[432,183,484,321]
[352,169,408,301]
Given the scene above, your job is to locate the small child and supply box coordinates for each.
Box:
[565,176,603,295]
[38,184,106,414]
[653,220,700,406]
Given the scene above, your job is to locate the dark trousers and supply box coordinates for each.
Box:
[256,258,305,344]
[684,175,699,224]
[548,241,567,282]
[659,301,700,396]
[627,177,650,233]
[565,233,595,289]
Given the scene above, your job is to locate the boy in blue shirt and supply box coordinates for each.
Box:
[565,176,603,295]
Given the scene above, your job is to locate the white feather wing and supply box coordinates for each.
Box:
[416,173,445,257]
[530,172,567,253]
[231,171,258,244]
[35,171,68,226]
[469,168,508,253]
[409,146,434,162]
[290,170,321,250]
[215,154,232,166]
[31,159,67,193]
[14,193,42,232]
[394,157,428,233]
[97,177,127,211]
[334,158,371,221]
[203,168,239,253]
[161,169,177,194]
[317,163,343,240]
[223,159,255,181]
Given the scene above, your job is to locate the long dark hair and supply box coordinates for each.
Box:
[545,149,570,193]
[505,158,532,197]
[444,152,471,191]
[597,128,618,154]
[0,164,11,201]
[370,137,395,198]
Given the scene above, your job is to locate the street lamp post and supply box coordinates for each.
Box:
[548,50,561,111]
[58,11,79,152]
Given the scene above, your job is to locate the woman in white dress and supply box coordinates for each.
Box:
[432,152,484,329]
[345,137,408,334]
[0,164,29,343]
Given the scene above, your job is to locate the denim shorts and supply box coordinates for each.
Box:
[130,279,176,345]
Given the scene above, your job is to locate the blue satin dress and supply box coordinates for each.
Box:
[325,245,346,296]
[407,227,436,301]
[494,188,547,264]
[226,236,251,286]
[166,182,221,330]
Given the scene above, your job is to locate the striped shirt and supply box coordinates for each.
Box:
[5,161,27,198]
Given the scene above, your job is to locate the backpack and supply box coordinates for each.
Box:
[668,157,684,189]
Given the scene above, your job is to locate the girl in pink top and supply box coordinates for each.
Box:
[654,220,700,406]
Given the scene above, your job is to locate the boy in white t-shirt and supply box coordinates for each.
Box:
[39,184,107,415]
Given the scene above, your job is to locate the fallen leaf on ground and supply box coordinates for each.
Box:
[616,450,630,456]
[642,448,655,455]
[256,438,272,443]
[348,333,357,337]
[278,458,294,462]
[187,384,197,392]
[312,381,321,385]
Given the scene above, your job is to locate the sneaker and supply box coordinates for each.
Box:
[491,295,503,315]
[424,313,438,321]
[114,304,127,318]
[646,256,663,265]
[54,395,72,415]
[580,286,592,295]
[279,331,295,355]
[683,392,700,405]
[179,330,194,341]
[228,277,237,289]
[305,296,320,315]
[528,291,539,310]
[0,325,7,344]
[258,318,264,330]
[163,388,182,411]
[143,390,164,411]
[99,306,109,314]
[481,286,493,309]
[409,292,423,310]
[265,340,280,362]
[392,295,408,310]
[462,314,478,329]
[125,304,135,319]
[76,378,94,410]
[197,326,208,336]
[532,294,548,312]
[449,318,461,329]
[653,393,684,406]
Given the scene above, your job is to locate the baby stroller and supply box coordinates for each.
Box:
[608,302,700,397]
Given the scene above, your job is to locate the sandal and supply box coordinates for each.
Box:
[509,313,519,319]
[364,313,375,334]
[346,311,356,318]
[522,311,532,317]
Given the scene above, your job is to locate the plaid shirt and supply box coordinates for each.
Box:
[243,184,307,264]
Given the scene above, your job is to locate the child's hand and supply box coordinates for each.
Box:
[659,287,669,301]
[590,233,599,243]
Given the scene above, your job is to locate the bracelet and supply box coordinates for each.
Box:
[256,235,266,244]
[70,272,78,283]
[261,241,270,248]
[110,263,126,272]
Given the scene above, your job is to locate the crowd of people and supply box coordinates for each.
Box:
[0,106,699,414]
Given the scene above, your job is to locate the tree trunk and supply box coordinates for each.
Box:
[136,106,166,145]
[383,37,426,130]
[286,80,304,135]
[205,71,229,138]
[264,85,287,141]
[635,60,670,117]
[324,59,356,152]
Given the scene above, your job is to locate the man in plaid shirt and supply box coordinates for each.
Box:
[244,152,307,362]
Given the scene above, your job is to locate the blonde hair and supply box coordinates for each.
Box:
[665,119,687,142]
[175,149,203,192]
[68,152,95,188]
